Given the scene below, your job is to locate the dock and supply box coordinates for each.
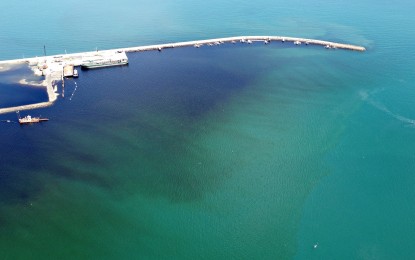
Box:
[63,64,74,77]
[0,35,366,115]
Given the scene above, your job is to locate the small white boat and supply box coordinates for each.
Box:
[73,69,78,78]
[294,40,301,45]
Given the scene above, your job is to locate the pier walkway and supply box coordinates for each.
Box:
[0,35,365,115]
[120,36,366,52]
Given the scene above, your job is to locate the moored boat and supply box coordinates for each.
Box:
[81,51,129,69]
[81,58,128,69]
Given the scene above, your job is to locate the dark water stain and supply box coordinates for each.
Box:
[0,119,69,205]
[0,164,43,205]
[0,44,291,204]
[51,113,230,202]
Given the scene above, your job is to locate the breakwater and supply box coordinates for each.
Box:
[120,36,366,52]
[0,35,365,115]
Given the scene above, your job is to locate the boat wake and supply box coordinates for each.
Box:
[1,120,17,124]
[359,89,415,127]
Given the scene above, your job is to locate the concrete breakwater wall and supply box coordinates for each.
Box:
[0,102,53,115]
[120,36,366,52]
[0,35,365,115]
[0,35,366,65]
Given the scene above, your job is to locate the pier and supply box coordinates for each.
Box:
[119,36,366,52]
[0,35,366,115]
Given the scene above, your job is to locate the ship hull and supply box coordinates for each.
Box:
[19,118,49,124]
[81,60,128,69]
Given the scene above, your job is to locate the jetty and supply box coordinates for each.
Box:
[119,36,366,52]
[0,35,365,115]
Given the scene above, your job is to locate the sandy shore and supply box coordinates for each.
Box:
[0,62,26,72]
[18,79,46,87]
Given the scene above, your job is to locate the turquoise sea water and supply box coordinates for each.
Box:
[1,0,415,259]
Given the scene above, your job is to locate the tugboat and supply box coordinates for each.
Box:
[17,112,49,124]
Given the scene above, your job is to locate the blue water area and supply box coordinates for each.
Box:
[1,0,415,259]
[0,64,48,107]
[0,83,48,108]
